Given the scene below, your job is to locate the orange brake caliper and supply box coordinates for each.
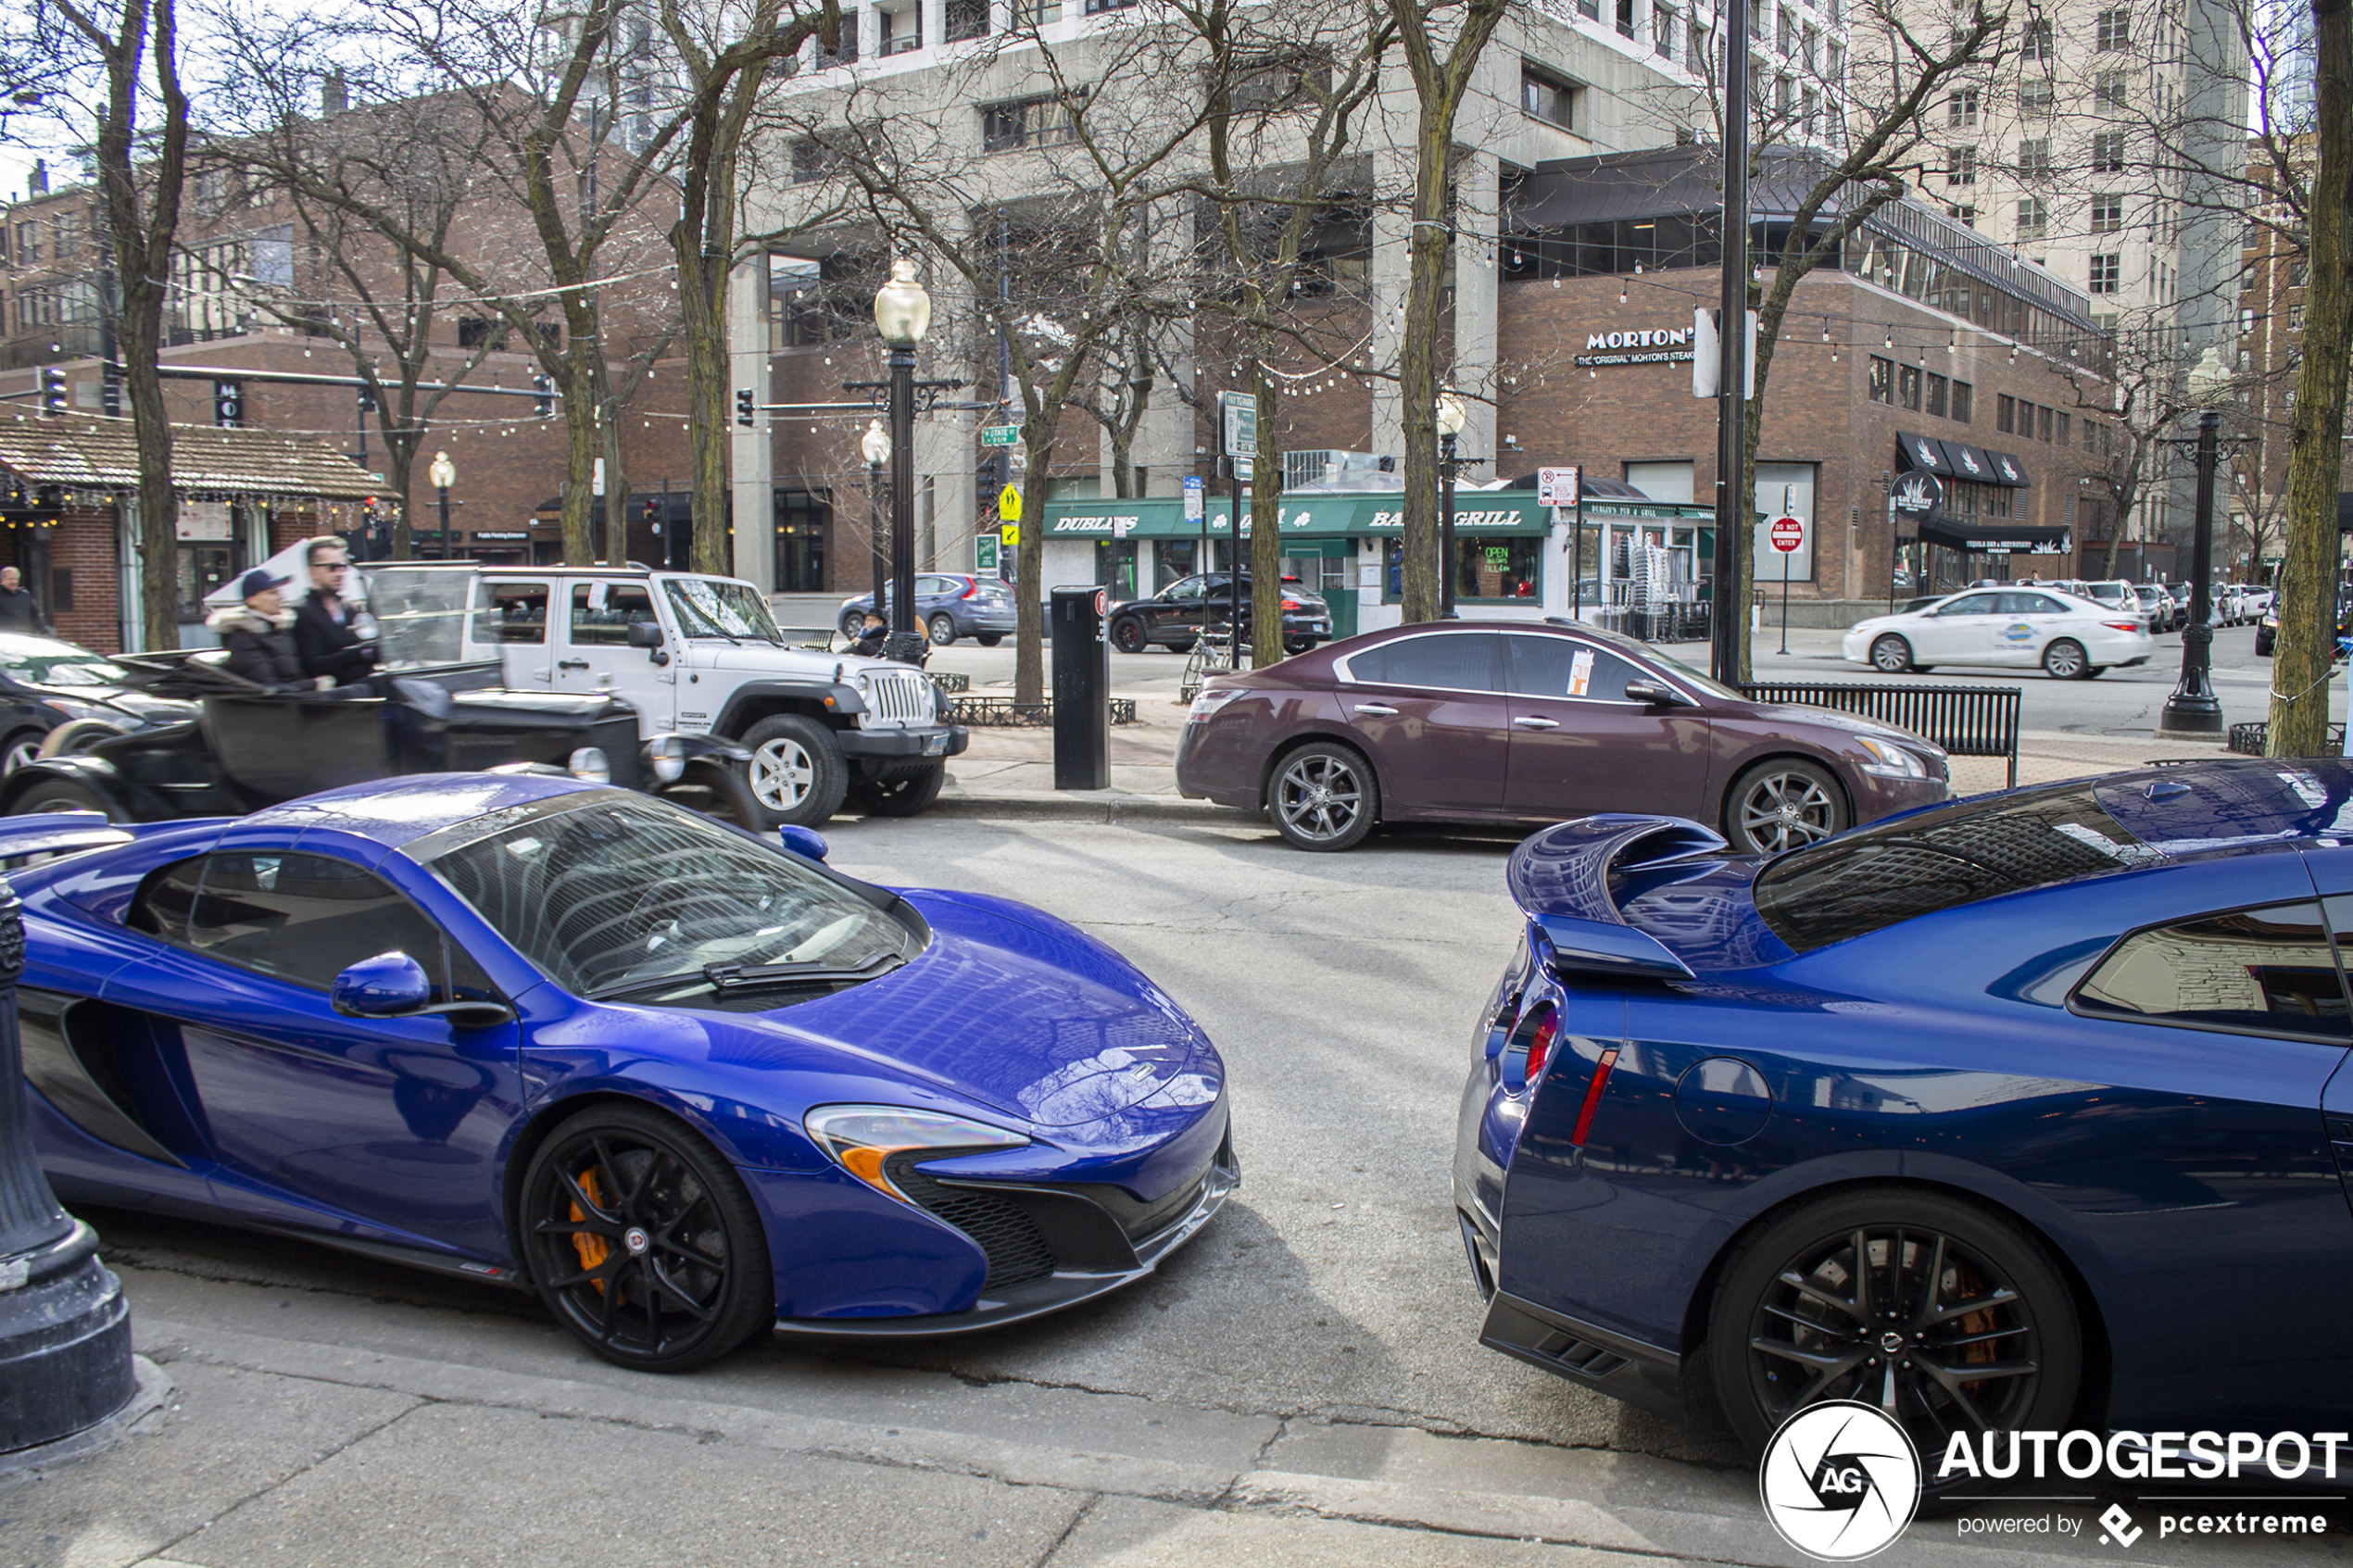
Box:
[570,1167,610,1293]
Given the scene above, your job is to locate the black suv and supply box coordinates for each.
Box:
[1109,574,1333,655]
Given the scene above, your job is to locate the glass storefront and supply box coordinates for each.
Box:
[773,489,828,591]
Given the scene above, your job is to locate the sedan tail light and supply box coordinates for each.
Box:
[2101,621,2144,633]
[1281,598,1302,611]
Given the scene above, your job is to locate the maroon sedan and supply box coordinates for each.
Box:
[1175,621,1951,852]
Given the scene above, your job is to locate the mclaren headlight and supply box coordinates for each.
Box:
[643,734,686,784]
[567,746,610,784]
[803,1106,1030,1202]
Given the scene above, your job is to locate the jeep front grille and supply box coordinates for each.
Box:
[862,671,936,726]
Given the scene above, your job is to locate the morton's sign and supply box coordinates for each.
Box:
[1576,325,1696,369]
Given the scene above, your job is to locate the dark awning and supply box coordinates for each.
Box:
[1982,449,2029,487]
[1896,432,1951,476]
[1938,441,2000,485]
[1914,514,2070,554]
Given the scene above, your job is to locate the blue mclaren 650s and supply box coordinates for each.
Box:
[1456,758,2353,1463]
[10,774,1234,1371]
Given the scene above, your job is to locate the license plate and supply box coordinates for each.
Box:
[924,733,948,755]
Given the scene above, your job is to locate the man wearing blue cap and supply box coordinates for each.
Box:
[208,568,328,691]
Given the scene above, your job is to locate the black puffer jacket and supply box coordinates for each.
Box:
[207,604,309,691]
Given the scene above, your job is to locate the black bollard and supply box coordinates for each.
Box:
[0,876,136,1455]
[1051,585,1110,790]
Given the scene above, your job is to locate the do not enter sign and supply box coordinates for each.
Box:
[1770,516,1806,553]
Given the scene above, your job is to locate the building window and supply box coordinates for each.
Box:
[2022,17,2052,60]
[1946,146,1977,186]
[1926,372,1949,418]
[1803,87,1818,138]
[2038,405,2054,442]
[2017,140,2051,179]
[2016,197,2048,239]
[1952,381,1973,423]
[1655,6,1676,59]
[945,0,988,41]
[1521,69,1579,130]
[2090,194,2123,233]
[2020,80,2053,118]
[2089,253,2120,295]
[2290,259,2309,287]
[1778,5,1794,54]
[2095,8,2129,50]
[1996,394,2016,433]
[1617,0,1636,38]
[2095,70,2129,107]
[878,5,921,55]
[2092,132,2126,173]
[15,221,39,266]
[1869,355,1894,403]
[1578,0,1598,19]
[813,23,858,66]
[1947,88,1978,129]
[790,136,848,182]
[2291,304,2306,331]
[2055,411,2070,445]
[1945,204,1978,228]
[1899,364,1922,410]
[981,94,1081,152]
[457,317,502,349]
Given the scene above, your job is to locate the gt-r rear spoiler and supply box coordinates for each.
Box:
[1506,815,1726,982]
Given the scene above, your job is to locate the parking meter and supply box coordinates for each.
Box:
[1051,585,1110,790]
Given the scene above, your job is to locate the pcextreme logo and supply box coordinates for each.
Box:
[1758,1401,1922,1561]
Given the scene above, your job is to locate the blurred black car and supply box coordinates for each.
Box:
[837,574,1017,646]
[1110,574,1333,655]
[0,633,198,775]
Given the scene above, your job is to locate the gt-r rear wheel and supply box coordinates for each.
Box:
[520,1104,774,1374]
[1706,1191,2082,1475]
[1725,759,1846,856]
[1269,741,1378,851]
[1869,634,1913,674]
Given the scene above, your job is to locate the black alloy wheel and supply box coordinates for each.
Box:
[1111,619,1147,655]
[850,762,945,818]
[1707,1191,2082,1479]
[1269,741,1378,851]
[9,775,121,821]
[1726,759,1846,856]
[1,729,43,776]
[1869,634,1913,675]
[2041,638,2090,680]
[519,1104,774,1373]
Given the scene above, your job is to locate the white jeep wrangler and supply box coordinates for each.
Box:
[363,563,965,826]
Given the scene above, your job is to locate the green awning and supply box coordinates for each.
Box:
[1041,490,1555,540]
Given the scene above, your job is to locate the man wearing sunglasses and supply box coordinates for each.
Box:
[292,536,378,687]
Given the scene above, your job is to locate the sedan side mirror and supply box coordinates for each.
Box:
[1622,679,1691,708]
[778,824,829,861]
[332,951,513,1029]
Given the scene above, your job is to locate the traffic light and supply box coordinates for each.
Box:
[357,380,376,415]
[213,379,244,428]
[736,388,755,427]
[38,367,66,415]
[976,452,1003,495]
[534,373,553,418]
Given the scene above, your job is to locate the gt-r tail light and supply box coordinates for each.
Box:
[1569,1047,1621,1147]
[1523,1006,1559,1084]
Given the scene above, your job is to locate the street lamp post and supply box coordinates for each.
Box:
[1436,388,1467,621]
[2158,347,2234,738]
[429,450,455,562]
[873,258,930,664]
[860,419,890,627]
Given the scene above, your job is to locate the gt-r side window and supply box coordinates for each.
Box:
[2073,900,2350,1041]
[134,852,496,1004]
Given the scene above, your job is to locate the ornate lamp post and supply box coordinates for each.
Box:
[1435,387,1467,620]
[860,418,890,626]
[2158,347,2236,738]
[428,450,456,562]
[873,258,931,663]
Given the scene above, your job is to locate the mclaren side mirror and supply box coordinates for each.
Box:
[778,824,830,862]
[332,951,514,1029]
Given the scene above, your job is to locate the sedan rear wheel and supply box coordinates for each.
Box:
[2041,638,2090,680]
[1269,742,1378,851]
[1727,759,1846,856]
[927,613,957,647]
[1869,634,1913,675]
[1706,1190,2082,1480]
[520,1104,774,1373]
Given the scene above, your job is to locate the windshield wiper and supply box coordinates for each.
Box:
[701,954,901,991]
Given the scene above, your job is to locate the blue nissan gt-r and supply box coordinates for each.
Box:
[11,774,1234,1372]
[1457,759,2353,1462]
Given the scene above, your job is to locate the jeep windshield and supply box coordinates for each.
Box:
[665,578,783,644]
[426,792,917,1003]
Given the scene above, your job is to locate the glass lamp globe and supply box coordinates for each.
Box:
[860,418,890,465]
[873,257,931,345]
[1434,387,1467,439]
[428,451,456,490]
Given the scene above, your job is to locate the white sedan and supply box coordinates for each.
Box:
[1841,588,2155,680]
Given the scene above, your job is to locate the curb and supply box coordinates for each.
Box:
[926,789,1252,826]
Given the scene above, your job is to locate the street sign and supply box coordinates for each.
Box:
[1538,467,1579,508]
[1000,522,1019,548]
[975,535,1000,575]
[1182,475,1203,520]
[1891,471,1944,517]
[1218,391,1257,458]
[1771,516,1806,553]
[1234,456,1253,483]
[980,425,1021,447]
[998,484,1022,521]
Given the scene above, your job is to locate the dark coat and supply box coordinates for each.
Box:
[0,585,49,635]
[207,605,308,690]
[293,588,376,686]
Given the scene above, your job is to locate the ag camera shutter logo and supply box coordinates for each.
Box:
[1759,1401,1922,1561]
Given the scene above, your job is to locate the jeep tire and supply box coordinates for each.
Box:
[740,714,848,828]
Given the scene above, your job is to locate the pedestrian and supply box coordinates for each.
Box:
[292,536,377,687]
[850,611,887,659]
[208,569,326,692]
[0,566,50,635]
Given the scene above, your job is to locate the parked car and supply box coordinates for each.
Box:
[1176,621,1948,854]
[2132,583,2176,633]
[0,647,756,827]
[1457,759,2353,1469]
[1109,574,1333,656]
[0,633,197,774]
[1841,587,2152,679]
[364,564,965,827]
[837,573,1017,646]
[9,776,1236,1372]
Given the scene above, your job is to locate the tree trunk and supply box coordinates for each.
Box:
[682,242,732,573]
[2268,0,2352,758]
[1251,362,1285,662]
[1396,124,1449,625]
[559,340,600,563]
[599,363,629,567]
[117,304,178,651]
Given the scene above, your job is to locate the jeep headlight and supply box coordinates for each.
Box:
[643,734,686,784]
[803,1106,1030,1202]
[1856,736,1925,779]
[567,746,610,784]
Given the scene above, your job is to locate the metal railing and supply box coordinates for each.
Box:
[2228,721,2346,757]
[1740,681,2021,787]
[944,696,1139,727]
